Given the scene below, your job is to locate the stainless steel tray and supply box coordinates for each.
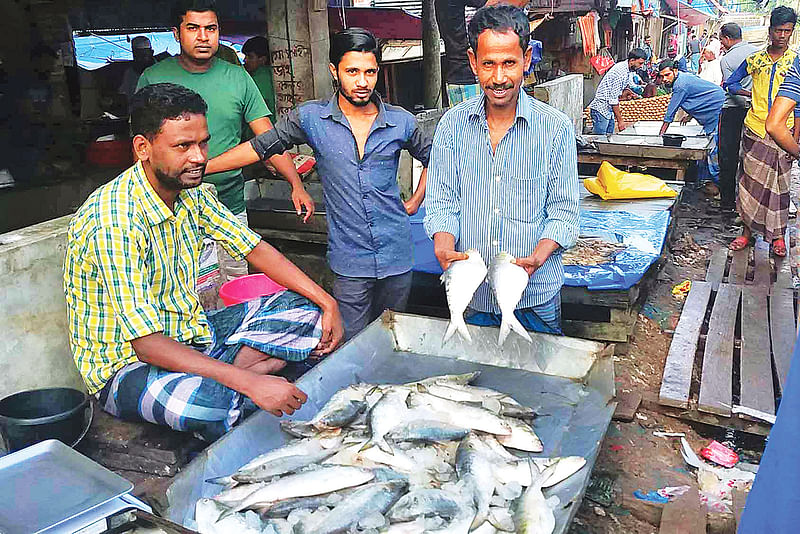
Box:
[165,313,616,534]
[618,120,707,138]
[583,134,713,160]
[0,439,133,534]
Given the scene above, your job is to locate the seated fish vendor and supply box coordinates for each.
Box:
[63,83,344,441]
[424,4,580,336]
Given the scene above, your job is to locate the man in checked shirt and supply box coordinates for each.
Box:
[424,4,580,336]
[64,84,343,441]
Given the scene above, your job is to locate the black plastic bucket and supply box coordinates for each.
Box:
[0,387,92,454]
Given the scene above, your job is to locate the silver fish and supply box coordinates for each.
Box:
[495,416,543,453]
[514,465,559,534]
[232,447,342,483]
[222,465,375,517]
[456,433,497,530]
[324,440,417,472]
[441,249,488,343]
[488,252,533,346]
[387,488,464,522]
[295,480,408,534]
[213,482,267,506]
[363,389,411,454]
[404,372,481,388]
[386,420,471,443]
[281,384,373,436]
[258,487,360,519]
[195,498,266,534]
[208,436,343,485]
[496,456,586,488]
[422,383,536,418]
[407,393,512,436]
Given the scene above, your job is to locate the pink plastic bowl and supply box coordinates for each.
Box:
[219,274,286,306]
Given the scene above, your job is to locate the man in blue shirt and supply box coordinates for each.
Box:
[206,28,432,341]
[658,59,725,187]
[424,4,580,335]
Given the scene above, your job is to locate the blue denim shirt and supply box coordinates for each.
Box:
[250,95,431,278]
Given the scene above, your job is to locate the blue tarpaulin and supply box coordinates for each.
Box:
[73,32,244,70]
[738,333,800,533]
[410,206,671,292]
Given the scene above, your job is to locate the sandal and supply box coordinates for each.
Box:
[729,236,752,251]
[772,237,787,257]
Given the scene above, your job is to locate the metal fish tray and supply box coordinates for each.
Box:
[583,134,713,160]
[618,120,707,138]
[0,439,133,534]
[164,313,616,533]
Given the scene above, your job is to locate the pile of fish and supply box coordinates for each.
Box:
[442,250,532,346]
[197,372,586,534]
[561,238,627,267]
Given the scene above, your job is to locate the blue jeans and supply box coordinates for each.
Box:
[333,271,413,341]
[697,125,720,185]
[590,109,615,135]
[690,53,701,74]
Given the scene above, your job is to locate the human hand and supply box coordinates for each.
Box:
[680,115,692,125]
[244,374,308,417]
[435,247,468,271]
[404,196,423,216]
[292,186,315,223]
[513,254,543,276]
[312,300,344,356]
[617,120,629,132]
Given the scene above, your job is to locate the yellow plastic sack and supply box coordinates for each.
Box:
[584,161,678,200]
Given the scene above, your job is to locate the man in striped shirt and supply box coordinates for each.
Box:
[64,84,343,441]
[588,49,648,134]
[424,4,580,335]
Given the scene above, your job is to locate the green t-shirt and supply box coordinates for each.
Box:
[137,57,270,214]
[251,65,276,116]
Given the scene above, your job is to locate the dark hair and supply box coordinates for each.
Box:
[771,6,797,28]
[242,36,269,58]
[171,0,218,29]
[628,48,648,61]
[329,28,381,67]
[658,59,676,71]
[130,83,207,139]
[720,23,742,40]
[468,4,530,54]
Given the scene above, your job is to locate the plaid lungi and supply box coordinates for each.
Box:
[98,291,322,441]
[447,83,481,106]
[737,127,793,242]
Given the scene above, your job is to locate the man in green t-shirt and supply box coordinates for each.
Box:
[137,0,315,280]
[242,36,276,115]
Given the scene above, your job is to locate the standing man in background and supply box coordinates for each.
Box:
[435,0,528,106]
[587,49,648,134]
[641,35,653,64]
[242,36,276,115]
[688,32,702,73]
[667,47,688,72]
[118,36,155,108]
[724,6,798,256]
[137,0,314,281]
[718,22,757,213]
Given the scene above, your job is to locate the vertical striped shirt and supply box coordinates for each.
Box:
[588,60,632,118]
[63,162,262,394]
[424,91,580,313]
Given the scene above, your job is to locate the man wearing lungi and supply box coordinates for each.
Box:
[724,6,798,257]
[63,83,343,441]
[424,4,580,335]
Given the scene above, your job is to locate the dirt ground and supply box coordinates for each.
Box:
[566,167,800,533]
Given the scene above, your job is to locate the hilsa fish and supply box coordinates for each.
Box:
[489,252,533,346]
[441,249,488,344]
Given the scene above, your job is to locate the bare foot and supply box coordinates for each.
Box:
[234,345,286,374]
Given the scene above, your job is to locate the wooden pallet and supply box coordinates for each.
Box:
[561,260,663,343]
[659,239,797,424]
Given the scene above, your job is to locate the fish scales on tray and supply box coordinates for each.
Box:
[199,374,588,534]
[562,237,627,266]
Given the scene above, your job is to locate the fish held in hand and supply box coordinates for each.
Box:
[441,249,488,344]
[280,384,372,437]
[489,252,533,346]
